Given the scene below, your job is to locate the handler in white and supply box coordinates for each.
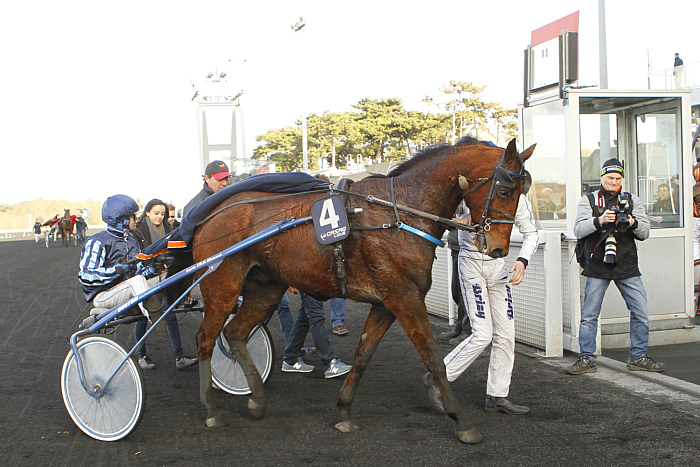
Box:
[425,193,538,414]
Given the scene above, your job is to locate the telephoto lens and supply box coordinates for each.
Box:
[604,234,617,264]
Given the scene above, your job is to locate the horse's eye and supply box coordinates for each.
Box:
[498,188,511,199]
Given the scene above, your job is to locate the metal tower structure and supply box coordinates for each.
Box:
[192,68,246,176]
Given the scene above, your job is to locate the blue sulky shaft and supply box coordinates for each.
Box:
[69,216,311,399]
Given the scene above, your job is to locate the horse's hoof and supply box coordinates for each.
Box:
[335,420,359,433]
[247,398,266,419]
[205,414,226,428]
[456,426,484,444]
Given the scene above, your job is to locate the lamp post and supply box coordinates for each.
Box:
[292,17,309,172]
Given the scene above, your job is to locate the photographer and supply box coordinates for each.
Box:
[568,159,664,375]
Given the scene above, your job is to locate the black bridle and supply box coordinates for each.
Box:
[459,152,527,233]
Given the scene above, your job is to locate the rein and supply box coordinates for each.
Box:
[197,183,474,247]
[195,149,524,249]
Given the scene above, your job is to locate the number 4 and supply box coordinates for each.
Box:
[319,198,340,229]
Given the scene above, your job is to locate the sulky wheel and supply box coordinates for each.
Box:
[61,336,146,441]
[211,323,275,395]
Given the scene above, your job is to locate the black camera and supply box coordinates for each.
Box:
[609,193,631,232]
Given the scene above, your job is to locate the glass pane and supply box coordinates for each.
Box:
[521,101,566,229]
[580,114,618,196]
[636,110,682,228]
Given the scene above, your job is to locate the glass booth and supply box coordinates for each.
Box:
[516,88,696,355]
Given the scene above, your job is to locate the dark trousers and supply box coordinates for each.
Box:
[283,292,337,370]
[451,251,471,335]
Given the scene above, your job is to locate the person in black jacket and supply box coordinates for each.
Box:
[183,160,232,216]
[439,229,472,345]
[568,159,664,375]
[674,53,684,89]
[133,198,198,371]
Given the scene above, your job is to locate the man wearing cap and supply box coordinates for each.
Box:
[183,160,232,216]
[568,158,664,375]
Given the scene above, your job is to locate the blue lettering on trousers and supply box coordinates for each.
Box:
[472,283,485,319]
[505,285,513,320]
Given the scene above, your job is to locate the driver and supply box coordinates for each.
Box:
[78,194,164,317]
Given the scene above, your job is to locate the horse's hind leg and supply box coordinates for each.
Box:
[198,357,224,428]
[388,298,483,444]
[335,304,395,433]
[224,281,286,420]
[196,281,240,428]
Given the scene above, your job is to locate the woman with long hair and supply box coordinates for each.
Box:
[134,199,198,370]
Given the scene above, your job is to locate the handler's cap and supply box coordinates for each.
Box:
[600,158,624,178]
[205,160,232,180]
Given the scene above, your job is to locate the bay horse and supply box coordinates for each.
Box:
[166,137,534,443]
[58,209,73,247]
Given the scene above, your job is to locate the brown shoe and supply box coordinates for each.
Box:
[333,324,349,336]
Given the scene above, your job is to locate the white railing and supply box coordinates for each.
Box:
[0,228,34,238]
[0,225,105,238]
[648,60,700,90]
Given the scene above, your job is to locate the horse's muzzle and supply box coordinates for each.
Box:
[488,248,505,259]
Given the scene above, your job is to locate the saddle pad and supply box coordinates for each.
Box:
[139,172,328,258]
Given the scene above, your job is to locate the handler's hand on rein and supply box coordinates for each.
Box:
[509,261,526,285]
[455,214,472,225]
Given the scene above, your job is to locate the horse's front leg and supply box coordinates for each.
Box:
[387,297,483,444]
[335,304,395,433]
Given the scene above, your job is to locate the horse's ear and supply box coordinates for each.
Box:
[503,139,518,161]
[520,144,536,162]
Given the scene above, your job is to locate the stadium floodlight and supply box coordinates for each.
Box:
[291,17,305,32]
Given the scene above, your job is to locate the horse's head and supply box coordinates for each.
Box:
[460,139,535,258]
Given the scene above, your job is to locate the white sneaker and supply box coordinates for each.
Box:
[324,358,351,379]
[138,356,156,370]
[176,357,198,370]
[282,358,314,373]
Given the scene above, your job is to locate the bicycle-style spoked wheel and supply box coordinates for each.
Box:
[211,323,275,395]
[61,336,146,441]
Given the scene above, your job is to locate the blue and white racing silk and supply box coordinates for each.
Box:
[78,228,142,302]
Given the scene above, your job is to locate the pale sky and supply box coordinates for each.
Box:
[0,0,695,207]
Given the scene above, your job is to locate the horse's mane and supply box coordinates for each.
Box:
[369,137,499,179]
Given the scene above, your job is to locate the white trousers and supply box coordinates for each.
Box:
[94,275,160,318]
[443,254,515,397]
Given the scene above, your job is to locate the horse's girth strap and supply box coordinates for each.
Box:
[333,244,349,297]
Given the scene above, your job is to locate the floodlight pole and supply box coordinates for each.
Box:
[598,0,608,90]
[598,0,611,160]
[292,17,309,173]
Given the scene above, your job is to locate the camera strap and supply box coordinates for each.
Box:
[596,191,606,214]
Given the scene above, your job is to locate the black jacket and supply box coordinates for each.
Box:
[183,182,215,216]
[574,188,650,280]
[134,217,172,248]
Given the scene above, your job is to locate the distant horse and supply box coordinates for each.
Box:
[166,137,534,444]
[58,210,73,247]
